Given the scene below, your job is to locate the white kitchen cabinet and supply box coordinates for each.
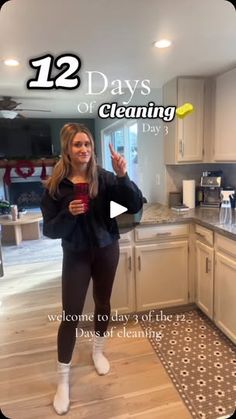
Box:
[214,67,236,161]
[194,227,236,344]
[83,224,189,316]
[82,216,236,346]
[214,234,236,344]
[135,240,189,311]
[135,223,189,241]
[196,240,214,319]
[110,245,135,313]
[134,224,189,312]
[195,224,214,319]
[83,233,135,316]
[163,77,205,163]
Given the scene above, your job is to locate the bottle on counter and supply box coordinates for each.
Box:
[10,205,18,221]
[219,191,232,225]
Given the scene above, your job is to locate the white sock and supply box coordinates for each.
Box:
[92,335,110,375]
[53,361,71,415]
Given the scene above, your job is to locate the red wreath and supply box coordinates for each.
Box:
[15,160,35,178]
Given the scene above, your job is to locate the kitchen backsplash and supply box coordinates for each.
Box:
[165,163,236,203]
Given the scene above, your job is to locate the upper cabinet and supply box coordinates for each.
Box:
[163,77,205,164]
[213,67,236,161]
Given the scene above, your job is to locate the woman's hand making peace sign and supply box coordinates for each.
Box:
[109,143,127,178]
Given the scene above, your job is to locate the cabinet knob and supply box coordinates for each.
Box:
[196,232,206,241]
[178,119,184,157]
[128,256,132,271]
[138,255,141,270]
[205,257,211,273]
[179,139,183,155]
[178,139,185,157]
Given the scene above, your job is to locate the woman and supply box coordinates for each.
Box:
[40,123,143,415]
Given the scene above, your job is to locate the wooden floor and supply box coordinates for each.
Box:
[0,261,192,419]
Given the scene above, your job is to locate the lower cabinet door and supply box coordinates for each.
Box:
[110,245,135,314]
[196,240,214,319]
[214,252,236,344]
[135,241,189,311]
[82,245,134,316]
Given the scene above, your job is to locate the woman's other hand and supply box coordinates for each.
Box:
[68,200,86,216]
[109,143,127,177]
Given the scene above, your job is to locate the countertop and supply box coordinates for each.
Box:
[140,204,236,241]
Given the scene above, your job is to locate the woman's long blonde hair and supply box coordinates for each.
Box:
[45,123,98,198]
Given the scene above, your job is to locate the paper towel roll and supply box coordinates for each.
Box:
[183,180,196,208]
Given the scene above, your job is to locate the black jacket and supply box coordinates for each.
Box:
[40,166,143,252]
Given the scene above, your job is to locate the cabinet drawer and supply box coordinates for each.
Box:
[135,224,189,242]
[195,224,214,246]
[215,234,236,259]
[119,231,132,243]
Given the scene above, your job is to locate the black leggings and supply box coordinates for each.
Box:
[57,240,120,363]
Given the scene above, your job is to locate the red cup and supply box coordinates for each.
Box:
[74,183,89,213]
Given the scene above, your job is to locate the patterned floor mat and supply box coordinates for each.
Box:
[139,308,236,419]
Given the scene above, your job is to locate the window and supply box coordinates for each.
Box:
[102,121,138,184]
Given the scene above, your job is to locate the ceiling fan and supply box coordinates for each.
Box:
[0,96,51,119]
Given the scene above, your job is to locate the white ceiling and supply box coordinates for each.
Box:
[0,0,235,118]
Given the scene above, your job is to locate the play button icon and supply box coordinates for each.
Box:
[109,200,143,233]
[110,201,128,218]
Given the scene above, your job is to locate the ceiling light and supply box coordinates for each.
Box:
[3,58,20,66]
[154,39,172,49]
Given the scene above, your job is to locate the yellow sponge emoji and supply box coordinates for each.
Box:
[176,103,194,119]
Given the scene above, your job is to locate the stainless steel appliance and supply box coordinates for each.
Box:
[198,171,222,208]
